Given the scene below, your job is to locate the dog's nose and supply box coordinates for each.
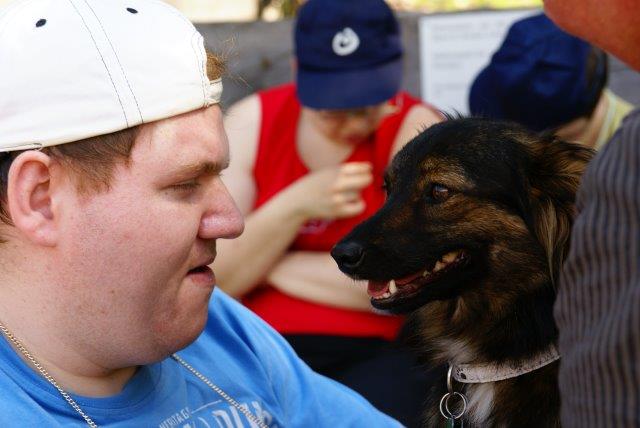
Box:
[331,241,365,269]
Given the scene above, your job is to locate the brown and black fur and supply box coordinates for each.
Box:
[331,118,593,427]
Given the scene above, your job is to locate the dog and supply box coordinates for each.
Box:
[331,118,593,427]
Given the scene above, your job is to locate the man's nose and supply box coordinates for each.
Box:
[199,188,245,240]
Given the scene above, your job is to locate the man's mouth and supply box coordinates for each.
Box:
[367,250,468,302]
[186,256,216,286]
[188,265,212,275]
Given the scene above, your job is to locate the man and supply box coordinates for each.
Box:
[469,13,633,150]
[544,0,640,427]
[0,1,401,426]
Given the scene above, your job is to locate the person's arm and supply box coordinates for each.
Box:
[264,103,444,308]
[556,109,640,427]
[214,95,373,298]
[267,251,371,310]
[390,103,444,158]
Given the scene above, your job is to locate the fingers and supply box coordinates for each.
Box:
[334,162,373,192]
[329,162,372,218]
[293,162,373,220]
[332,190,361,205]
[332,190,366,219]
[340,162,372,175]
[339,199,366,217]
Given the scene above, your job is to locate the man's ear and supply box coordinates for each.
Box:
[6,150,58,246]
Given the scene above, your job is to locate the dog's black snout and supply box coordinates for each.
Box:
[331,241,365,270]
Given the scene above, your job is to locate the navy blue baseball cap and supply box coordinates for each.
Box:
[294,0,403,110]
[469,13,606,132]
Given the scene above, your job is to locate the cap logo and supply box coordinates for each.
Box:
[332,27,360,56]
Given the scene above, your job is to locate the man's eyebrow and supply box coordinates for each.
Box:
[174,159,230,178]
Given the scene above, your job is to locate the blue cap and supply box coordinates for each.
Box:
[469,13,606,132]
[294,0,403,109]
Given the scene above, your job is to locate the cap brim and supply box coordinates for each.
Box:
[296,57,402,109]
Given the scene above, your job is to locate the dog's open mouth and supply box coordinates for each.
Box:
[367,250,468,304]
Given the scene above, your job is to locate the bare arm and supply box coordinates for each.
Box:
[267,251,372,311]
[214,95,373,297]
[390,104,444,158]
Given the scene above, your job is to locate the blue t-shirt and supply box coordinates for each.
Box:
[0,290,402,427]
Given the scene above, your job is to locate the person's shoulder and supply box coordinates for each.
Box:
[224,83,296,127]
[404,103,443,126]
[622,106,640,123]
[590,106,640,172]
[390,93,444,157]
[199,291,403,428]
[394,92,443,129]
[0,365,60,425]
[614,106,640,140]
[223,94,263,168]
[225,93,261,122]
[204,289,283,347]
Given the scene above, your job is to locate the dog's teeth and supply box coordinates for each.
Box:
[389,280,398,295]
[433,261,445,272]
[374,291,392,300]
[442,251,458,263]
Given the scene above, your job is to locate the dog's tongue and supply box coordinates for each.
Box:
[367,280,390,298]
[395,271,423,286]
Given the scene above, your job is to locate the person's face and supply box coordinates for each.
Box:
[543,0,633,66]
[55,106,244,366]
[306,103,390,145]
[543,0,591,37]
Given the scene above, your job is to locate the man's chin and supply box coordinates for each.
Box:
[151,312,209,361]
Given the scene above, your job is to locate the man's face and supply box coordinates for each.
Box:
[54,106,243,366]
[543,0,631,63]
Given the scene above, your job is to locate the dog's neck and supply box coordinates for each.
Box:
[415,254,558,368]
[451,344,560,383]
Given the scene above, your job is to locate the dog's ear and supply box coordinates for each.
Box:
[523,137,594,284]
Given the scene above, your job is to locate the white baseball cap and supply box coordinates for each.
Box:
[0,0,222,152]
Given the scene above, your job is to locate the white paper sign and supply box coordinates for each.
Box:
[419,9,539,115]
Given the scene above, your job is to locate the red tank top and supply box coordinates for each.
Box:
[243,83,428,341]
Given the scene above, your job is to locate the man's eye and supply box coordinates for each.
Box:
[427,183,452,203]
[172,181,200,191]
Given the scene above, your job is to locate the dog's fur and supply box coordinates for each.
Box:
[332,118,593,427]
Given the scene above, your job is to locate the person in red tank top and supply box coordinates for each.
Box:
[215,0,442,425]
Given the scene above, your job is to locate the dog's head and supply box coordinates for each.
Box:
[332,118,593,314]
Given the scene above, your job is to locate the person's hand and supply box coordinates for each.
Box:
[287,162,373,221]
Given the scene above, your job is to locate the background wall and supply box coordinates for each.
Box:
[198,13,640,109]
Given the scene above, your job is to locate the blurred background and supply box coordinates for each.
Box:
[0,0,543,22]
[4,0,636,110]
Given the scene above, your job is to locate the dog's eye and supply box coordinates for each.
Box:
[428,183,451,203]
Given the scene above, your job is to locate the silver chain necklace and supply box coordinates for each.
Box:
[0,321,268,428]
